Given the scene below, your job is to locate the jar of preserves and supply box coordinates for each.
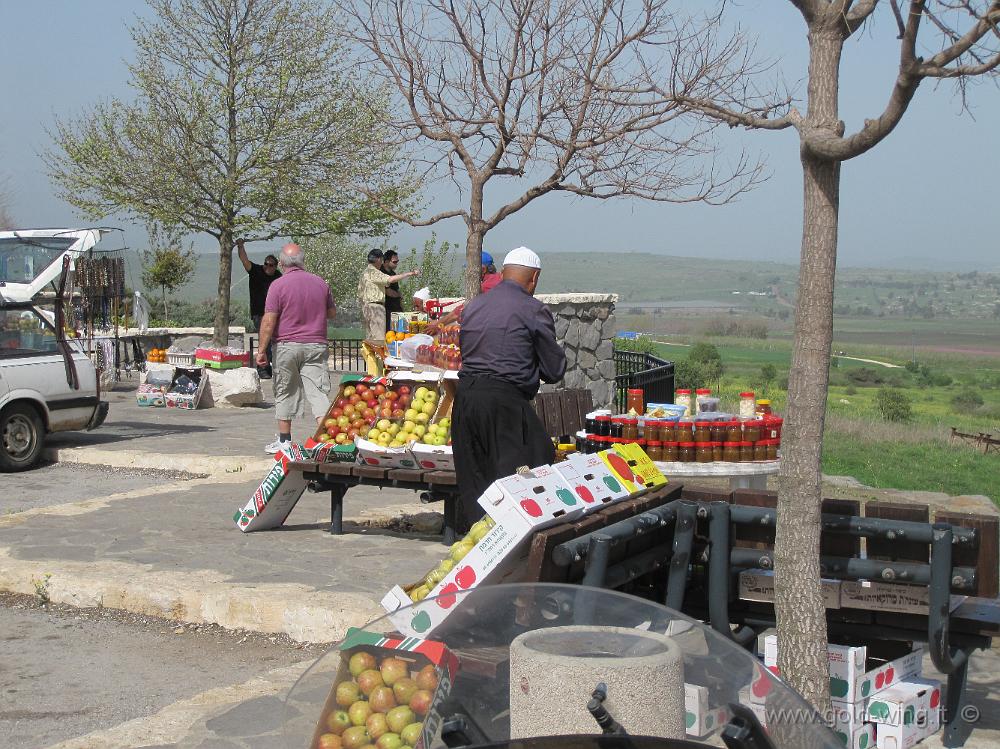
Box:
[644,420,662,442]
[621,418,639,442]
[739,391,756,419]
[660,421,676,442]
[678,441,696,462]
[712,440,723,462]
[696,442,714,463]
[710,421,725,442]
[610,418,624,439]
[766,440,779,461]
[585,416,598,434]
[676,421,694,442]
[675,389,692,417]
[753,441,768,461]
[725,420,742,442]
[755,399,773,416]
[584,435,598,453]
[662,441,679,462]
[695,388,712,413]
[693,420,712,442]
[646,440,664,461]
[742,420,761,442]
[595,415,612,437]
[722,441,741,462]
[739,441,754,462]
[627,388,645,416]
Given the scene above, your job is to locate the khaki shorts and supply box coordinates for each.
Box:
[362,302,386,342]
[272,342,331,420]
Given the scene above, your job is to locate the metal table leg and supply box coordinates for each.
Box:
[442,495,457,546]
[329,484,347,535]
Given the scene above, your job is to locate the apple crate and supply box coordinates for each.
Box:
[308,627,459,749]
[311,374,383,445]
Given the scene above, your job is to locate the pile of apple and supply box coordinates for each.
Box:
[317,652,439,749]
[407,516,494,602]
[318,382,420,445]
[366,386,442,449]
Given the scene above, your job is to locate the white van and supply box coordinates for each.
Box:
[0,229,109,470]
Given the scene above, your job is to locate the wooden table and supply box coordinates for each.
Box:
[287,460,461,544]
[653,459,780,490]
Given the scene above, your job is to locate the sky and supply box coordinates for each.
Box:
[0,1,997,271]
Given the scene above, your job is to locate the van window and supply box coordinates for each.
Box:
[0,237,76,285]
[0,309,60,357]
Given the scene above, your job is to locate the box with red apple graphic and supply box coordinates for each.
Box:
[477,465,586,531]
[552,452,632,514]
[234,443,311,532]
[309,627,459,749]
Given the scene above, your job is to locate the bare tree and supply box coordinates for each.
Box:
[336,0,770,298]
[665,1,1000,709]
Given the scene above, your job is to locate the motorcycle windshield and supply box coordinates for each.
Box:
[283,583,842,749]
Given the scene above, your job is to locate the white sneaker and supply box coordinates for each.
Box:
[265,437,290,454]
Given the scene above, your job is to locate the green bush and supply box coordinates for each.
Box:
[875,387,912,422]
[844,384,857,395]
[950,387,984,413]
[614,335,658,355]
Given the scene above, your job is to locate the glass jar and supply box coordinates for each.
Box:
[766,440,779,461]
[676,421,694,442]
[585,416,598,434]
[584,435,598,453]
[722,441,741,462]
[696,442,714,463]
[678,441,696,462]
[595,416,612,437]
[739,441,754,462]
[693,420,712,442]
[695,388,712,413]
[742,420,761,443]
[753,441,768,461]
[712,441,723,462]
[739,391,756,419]
[756,399,773,416]
[646,440,664,461]
[627,388,645,416]
[662,441,679,461]
[674,389,692,417]
[610,418,624,439]
[621,418,639,442]
[725,420,742,442]
[660,421,676,442]
[710,422,726,443]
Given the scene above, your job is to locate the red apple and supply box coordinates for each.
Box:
[369,685,397,714]
[380,406,393,418]
[343,404,356,417]
[415,665,438,692]
[391,409,404,419]
[331,407,344,419]
[336,397,349,409]
[347,428,360,440]
[350,652,377,677]
[367,713,389,740]
[436,582,459,609]
[342,725,370,749]
[379,657,409,687]
[385,391,398,401]
[319,733,343,749]
[409,689,432,717]
[328,709,353,734]
[455,566,476,589]
[398,395,411,408]
[358,669,385,696]
[327,426,340,437]
[398,385,411,395]
[349,393,362,405]
[356,383,369,395]
[325,417,337,427]
[392,678,419,705]
[336,681,362,707]
[374,384,386,396]
[335,432,350,444]
[367,398,378,409]
[362,408,375,420]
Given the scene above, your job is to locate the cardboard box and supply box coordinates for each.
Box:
[831,698,868,739]
[612,443,668,490]
[742,569,842,608]
[309,627,459,749]
[194,347,250,369]
[135,383,166,407]
[355,437,418,468]
[839,723,876,749]
[164,366,207,409]
[308,440,358,464]
[684,683,730,737]
[233,444,310,532]
[382,519,530,637]
[552,452,631,513]
[737,687,768,727]
[840,580,966,616]
[764,635,923,703]
[410,441,454,470]
[478,465,585,531]
[866,678,942,749]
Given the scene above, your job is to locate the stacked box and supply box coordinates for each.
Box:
[865,678,942,749]
[194,346,249,369]
[478,465,585,531]
[684,683,731,738]
[135,383,166,407]
[164,366,207,409]
[552,452,632,514]
[233,443,310,532]
[612,443,668,490]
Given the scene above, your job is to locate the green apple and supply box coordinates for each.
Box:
[438,417,451,429]
[404,408,419,421]
[412,424,426,437]
[414,387,429,401]
[415,413,429,424]
[377,418,392,431]
[420,401,436,415]
[387,423,400,435]
[377,734,403,749]
[386,706,416,734]
[403,420,416,432]
[349,700,373,726]
[367,429,380,441]
[400,723,423,747]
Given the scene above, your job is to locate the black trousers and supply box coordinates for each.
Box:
[252,314,273,370]
[451,376,554,532]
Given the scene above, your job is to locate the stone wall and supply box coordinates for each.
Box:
[537,293,618,408]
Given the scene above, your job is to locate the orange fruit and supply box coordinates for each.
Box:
[385,331,394,343]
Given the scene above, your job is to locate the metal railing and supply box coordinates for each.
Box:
[328,337,365,373]
[612,350,674,413]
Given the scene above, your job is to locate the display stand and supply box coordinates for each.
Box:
[653,459,780,490]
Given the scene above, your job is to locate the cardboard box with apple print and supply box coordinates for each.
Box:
[234,443,311,532]
[684,683,731,738]
[552,452,632,514]
[865,678,941,749]
[597,444,668,495]
[381,518,530,638]
[309,627,460,749]
[478,465,586,531]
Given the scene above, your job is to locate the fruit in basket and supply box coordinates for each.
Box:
[404,408,419,421]
[328,709,353,734]
[357,669,384,696]
[409,690,433,717]
[336,433,351,445]
[449,540,474,562]
[366,712,389,740]
[369,685,397,713]
[379,658,408,688]
[344,386,357,397]
[376,733,403,749]
[319,733,343,749]
[318,433,332,442]
[349,699,373,726]
[408,584,430,602]
[415,665,438,692]
[392,678,419,705]
[400,723,423,746]
[342,725,371,749]
[336,681,362,707]
[386,706,416,734]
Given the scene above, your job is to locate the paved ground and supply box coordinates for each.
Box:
[0,376,996,748]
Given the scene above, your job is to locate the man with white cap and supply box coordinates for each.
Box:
[451,246,566,531]
[411,286,431,312]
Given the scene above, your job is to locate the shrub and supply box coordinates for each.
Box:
[950,387,984,413]
[844,384,857,395]
[614,335,658,356]
[875,387,912,422]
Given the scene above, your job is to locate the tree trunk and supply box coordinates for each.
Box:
[774,25,843,713]
[464,229,484,301]
[213,232,234,347]
[162,286,168,322]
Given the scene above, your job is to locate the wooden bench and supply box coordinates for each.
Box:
[532,388,593,442]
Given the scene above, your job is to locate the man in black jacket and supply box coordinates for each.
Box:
[451,246,566,530]
[237,240,281,378]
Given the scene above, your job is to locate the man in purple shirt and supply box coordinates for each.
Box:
[256,243,337,453]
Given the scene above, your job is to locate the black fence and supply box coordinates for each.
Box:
[329,337,365,372]
[613,350,674,413]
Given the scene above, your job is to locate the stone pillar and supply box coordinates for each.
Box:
[537,293,618,408]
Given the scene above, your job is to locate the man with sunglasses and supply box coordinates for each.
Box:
[237,240,282,378]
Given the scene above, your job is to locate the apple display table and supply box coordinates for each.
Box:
[652,459,780,490]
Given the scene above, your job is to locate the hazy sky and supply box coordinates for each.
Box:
[1,1,996,270]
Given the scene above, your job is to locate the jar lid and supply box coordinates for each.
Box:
[711,441,723,446]
[678,441,697,447]
[694,418,713,424]
[739,441,754,446]
[624,418,639,425]
[675,388,692,394]
[596,415,612,422]
[696,388,712,394]
[663,441,679,447]
[723,441,741,446]
[646,440,663,447]
[627,388,644,394]
[756,399,771,405]
[611,417,625,423]
[740,391,755,398]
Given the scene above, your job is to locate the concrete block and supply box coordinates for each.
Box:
[206,367,264,408]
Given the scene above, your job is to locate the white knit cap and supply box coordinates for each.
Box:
[412,286,431,302]
[502,246,541,270]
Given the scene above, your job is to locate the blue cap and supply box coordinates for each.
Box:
[481,251,493,267]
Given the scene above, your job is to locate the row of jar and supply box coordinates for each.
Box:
[585,415,783,444]
[578,435,780,462]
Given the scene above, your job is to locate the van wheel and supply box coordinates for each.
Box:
[0,404,44,472]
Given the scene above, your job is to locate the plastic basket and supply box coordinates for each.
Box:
[167,351,196,366]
